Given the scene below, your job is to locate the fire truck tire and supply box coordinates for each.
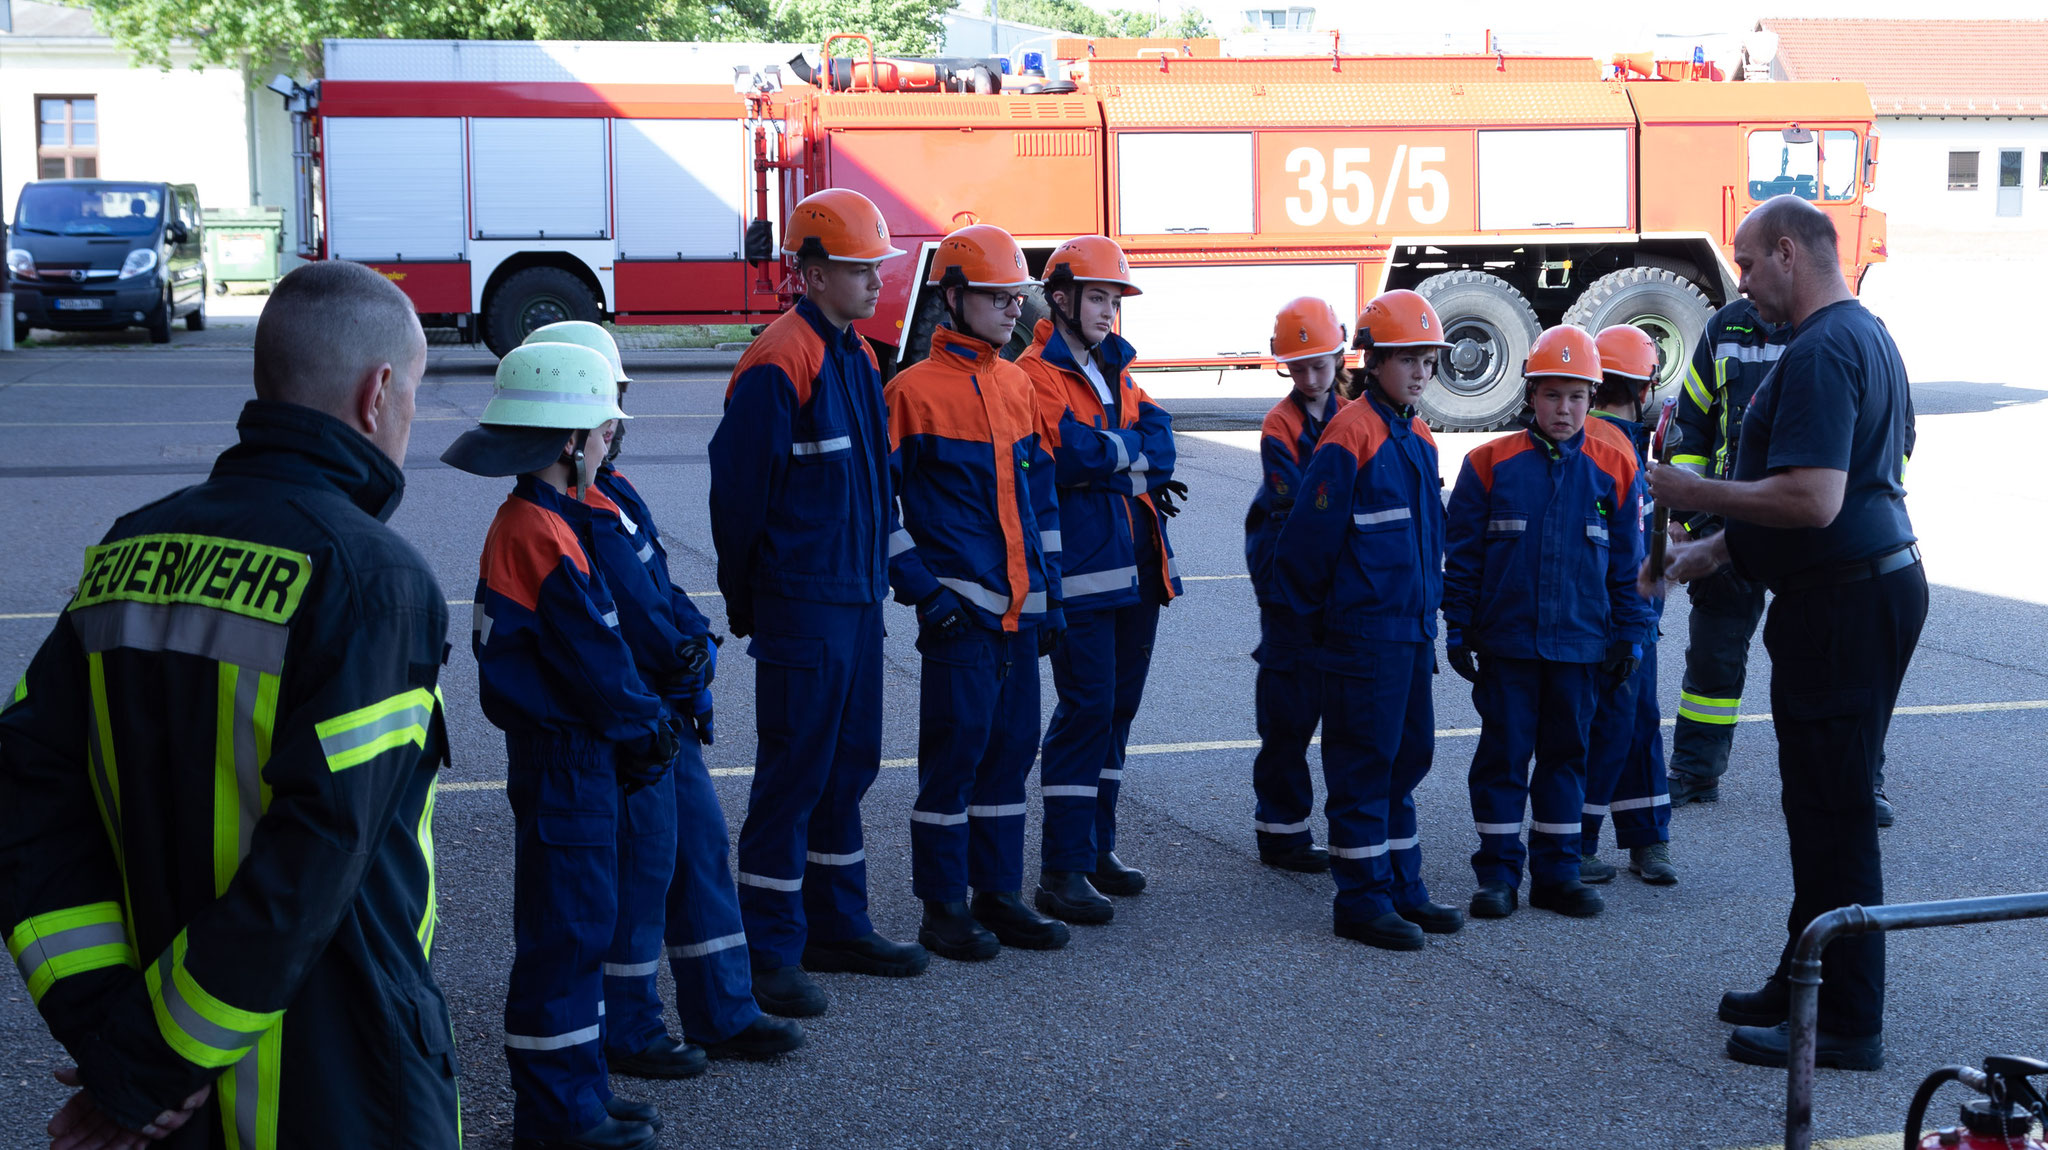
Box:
[1560,267,1714,401]
[904,284,1047,367]
[1412,271,1540,431]
[483,266,601,358]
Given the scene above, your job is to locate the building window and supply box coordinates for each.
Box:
[36,96,97,179]
[1947,150,1979,190]
[2039,151,2047,189]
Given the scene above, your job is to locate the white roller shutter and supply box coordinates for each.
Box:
[1116,133,1254,236]
[1477,129,1629,231]
[471,118,608,239]
[1119,263,1356,359]
[324,118,465,261]
[614,120,747,260]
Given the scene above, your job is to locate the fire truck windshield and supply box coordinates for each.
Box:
[1747,130,1860,204]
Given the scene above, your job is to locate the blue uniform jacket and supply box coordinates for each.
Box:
[1274,392,1444,648]
[886,327,1064,633]
[708,296,890,633]
[472,475,669,752]
[1246,389,1347,606]
[591,467,715,714]
[1015,318,1182,612]
[1588,410,1665,625]
[1442,426,1652,663]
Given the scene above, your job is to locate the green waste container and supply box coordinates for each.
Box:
[202,206,284,293]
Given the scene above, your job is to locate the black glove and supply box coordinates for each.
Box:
[690,691,715,746]
[1153,478,1190,517]
[728,606,754,640]
[1601,641,1642,689]
[918,590,969,642]
[1038,623,1065,658]
[1446,644,1479,684]
[621,719,683,793]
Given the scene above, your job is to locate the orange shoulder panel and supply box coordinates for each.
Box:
[581,485,623,517]
[1581,429,1640,493]
[479,496,589,612]
[729,310,825,406]
[1262,397,1305,445]
[1584,416,1634,457]
[1409,414,1436,446]
[1319,400,1391,467]
[1465,430,1537,492]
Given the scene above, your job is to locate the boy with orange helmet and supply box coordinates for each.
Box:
[708,189,929,1019]
[1016,235,1182,925]
[885,225,1072,960]
[1443,325,1653,921]
[1273,289,1462,950]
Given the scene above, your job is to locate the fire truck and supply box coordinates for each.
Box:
[297,36,1885,430]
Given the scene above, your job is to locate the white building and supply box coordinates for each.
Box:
[0,0,302,271]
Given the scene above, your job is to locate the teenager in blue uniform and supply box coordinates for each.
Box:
[1243,298,1351,874]
[708,190,929,1018]
[1275,289,1462,950]
[1577,324,1677,887]
[1443,325,1653,922]
[886,225,1072,960]
[443,341,675,1150]
[519,324,804,1077]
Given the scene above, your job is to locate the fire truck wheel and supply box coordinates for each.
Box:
[904,283,1047,367]
[483,266,601,358]
[1561,267,1714,402]
[1412,271,1540,432]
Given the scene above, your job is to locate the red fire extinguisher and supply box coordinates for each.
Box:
[1909,1056,2048,1149]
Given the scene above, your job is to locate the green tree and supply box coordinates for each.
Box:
[770,0,950,55]
[1101,7,1157,37]
[1170,5,1210,37]
[993,0,1106,36]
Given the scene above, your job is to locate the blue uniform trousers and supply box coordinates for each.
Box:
[1251,604,1321,853]
[1467,657,1598,889]
[1582,643,1672,851]
[910,624,1040,901]
[735,594,884,968]
[1321,641,1435,921]
[504,732,622,1141]
[603,771,675,1058]
[1040,600,1160,871]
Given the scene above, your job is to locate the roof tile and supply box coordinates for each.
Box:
[1760,18,2048,111]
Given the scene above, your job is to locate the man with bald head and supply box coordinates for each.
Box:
[0,260,461,1148]
[1647,195,1924,1072]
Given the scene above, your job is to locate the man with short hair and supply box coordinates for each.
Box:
[0,260,461,1148]
[1649,194,1925,1072]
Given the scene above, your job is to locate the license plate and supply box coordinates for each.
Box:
[53,298,103,311]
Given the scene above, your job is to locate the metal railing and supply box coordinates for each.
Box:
[1786,892,2048,1150]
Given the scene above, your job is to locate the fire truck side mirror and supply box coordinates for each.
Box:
[745,219,775,263]
[1863,130,1882,191]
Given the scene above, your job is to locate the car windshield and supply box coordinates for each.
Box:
[14,183,164,237]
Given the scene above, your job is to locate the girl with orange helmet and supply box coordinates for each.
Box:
[1270,289,1462,950]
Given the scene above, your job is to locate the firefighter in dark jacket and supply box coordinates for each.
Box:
[0,262,460,1150]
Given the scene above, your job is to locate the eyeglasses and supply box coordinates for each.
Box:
[973,290,1028,310]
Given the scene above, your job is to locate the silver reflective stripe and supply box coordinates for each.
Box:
[231,1041,262,1150]
[1330,842,1388,860]
[598,1000,606,1016]
[1587,523,1609,543]
[669,932,746,960]
[473,601,494,645]
[603,959,661,977]
[635,541,655,564]
[1713,341,1785,364]
[1387,836,1419,851]
[1609,794,1673,812]
[968,803,1027,817]
[1253,819,1309,834]
[791,436,852,457]
[1676,460,1709,477]
[1042,785,1097,799]
[13,921,129,988]
[1097,429,1131,472]
[616,507,639,536]
[806,849,865,866]
[154,949,268,1056]
[1040,530,1061,554]
[1166,555,1180,579]
[601,611,620,628]
[1099,768,1124,781]
[910,810,968,826]
[1022,590,1048,615]
[1486,518,1527,534]
[71,600,289,677]
[1127,471,1151,496]
[937,577,1032,617]
[1475,821,1521,835]
[316,698,433,769]
[1062,566,1138,597]
[736,872,803,892]
[1130,452,1151,474]
[889,529,916,558]
[504,1022,602,1051]
[501,389,620,407]
[1354,507,1412,526]
[1582,803,1611,817]
[1531,821,1579,835]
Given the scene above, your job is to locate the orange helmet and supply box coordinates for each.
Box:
[1355,289,1453,351]
[1042,235,1142,296]
[926,224,1035,288]
[782,189,904,263]
[1524,325,1603,385]
[1270,297,1347,363]
[1594,324,1659,382]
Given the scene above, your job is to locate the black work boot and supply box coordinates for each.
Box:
[606,1035,707,1080]
[918,900,1001,962]
[1092,851,1147,895]
[1259,842,1332,874]
[1035,870,1114,924]
[1873,790,1895,828]
[1718,977,1790,1027]
[1529,879,1604,918]
[1726,1021,1883,1071]
[514,1115,658,1150]
[1396,900,1465,934]
[1578,853,1617,883]
[750,961,828,1018]
[1469,883,1517,919]
[1666,772,1720,807]
[802,931,930,977]
[602,1096,660,1131]
[703,1014,806,1061]
[1629,842,1678,885]
[1334,911,1425,951]
[971,890,1071,950]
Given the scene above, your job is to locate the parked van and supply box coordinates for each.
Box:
[7,180,206,343]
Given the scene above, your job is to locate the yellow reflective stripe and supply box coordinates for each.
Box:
[146,931,282,1069]
[84,653,137,949]
[213,664,240,897]
[1678,692,1741,724]
[1671,454,1711,467]
[219,1019,283,1150]
[213,666,281,896]
[314,688,435,773]
[254,672,279,812]
[5,673,23,711]
[7,902,136,1005]
[416,781,439,955]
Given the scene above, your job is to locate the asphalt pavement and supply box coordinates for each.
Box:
[1,338,2045,1150]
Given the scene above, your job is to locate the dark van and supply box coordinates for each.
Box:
[7,180,207,343]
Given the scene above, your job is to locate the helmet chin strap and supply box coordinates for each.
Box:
[562,428,592,501]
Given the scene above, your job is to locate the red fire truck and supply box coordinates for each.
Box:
[298,36,1884,429]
